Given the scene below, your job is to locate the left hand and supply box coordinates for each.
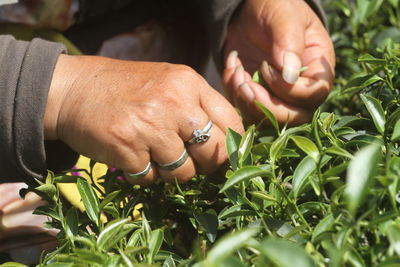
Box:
[223,0,335,125]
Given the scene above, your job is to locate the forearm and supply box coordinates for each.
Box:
[0,35,78,185]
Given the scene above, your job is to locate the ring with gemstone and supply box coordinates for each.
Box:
[188,120,213,144]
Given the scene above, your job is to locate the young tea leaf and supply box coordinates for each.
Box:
[360,94,386,134]
[77,178,100,227]
[226,128,242,171]
[220,166,272,193]
[255,101,280,135]
[290,136,320,162]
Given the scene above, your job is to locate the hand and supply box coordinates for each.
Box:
[223,0,335,125]
[45,55,244,184]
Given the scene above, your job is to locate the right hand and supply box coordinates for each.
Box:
[45,55,244,184]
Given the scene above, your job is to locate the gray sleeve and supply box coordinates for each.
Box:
[0,35,78,185]
[194,0,326,71]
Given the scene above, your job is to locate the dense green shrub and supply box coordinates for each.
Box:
[3,0,400,266]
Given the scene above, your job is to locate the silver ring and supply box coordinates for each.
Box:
[188,120,213,144]
[126,162,152,179]
[158,149,189,171]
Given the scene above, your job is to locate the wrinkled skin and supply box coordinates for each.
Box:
[223,0,335,125]
[45,56,244,184]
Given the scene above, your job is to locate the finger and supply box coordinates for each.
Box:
[260,60,331,108]
[181,118,228,174]
[223,50,241,102]
[121,149,157,185]
[239,80,314,125]
[150,132,196,183]
[199,80,244,135]
[264,0,308,84]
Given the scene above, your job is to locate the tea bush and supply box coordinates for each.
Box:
[3,0,400,266]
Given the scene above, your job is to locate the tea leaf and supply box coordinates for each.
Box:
[194,209,218,242]
[77,178,100,227]
[226,128,242,170]
[147,229,164,264]
[360,94,386,134]
[346,144,382,215]
[220,166,272,193]
[391,119,400,141]
[255,101,280,135]
[206,228,259,265]
[256,238,316,267]
[97,218,129,250]
[290,136,320,162]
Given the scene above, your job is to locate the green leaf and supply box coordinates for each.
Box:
[360,94,386,134]
[290,136,319,161]
[77,178,100,227]
[270,135,289,163]
[292,155,331,198]
[162,255,177,267]
[358,54,386,65]
[226,128,242,170]
[387,222,400,256]
[238,125,255,167]
[97,218,129,250]
[342,74,383,94]
[34,184,57,202]
[64,207,79,241]
[206,228,259,265]
[325,146,354,159]
[0,263,29,267]
[312,214,335,242]
[194,209,219,243]
[391,119,400,141]
[255,101,280,135]
[147,229,164,264]
[346,144,382,215]
[99,190,121,210]
[220,166,272,193]
[256,238,316,267]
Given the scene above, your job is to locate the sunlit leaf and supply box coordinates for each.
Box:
[206,228,259,265]
[290,136,319,162]
[220,166,272,193]
[77,178,100,227]
[256,238,316,267]
[360,94,386,134]
[346,144,382,215]
[147,229,164,264]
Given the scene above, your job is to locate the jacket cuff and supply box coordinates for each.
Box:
[0,36,78,185]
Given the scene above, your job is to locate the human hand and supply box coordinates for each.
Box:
[223,0,335,125]
[44,55,244,184]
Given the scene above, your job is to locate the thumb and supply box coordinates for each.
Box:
[266,1,307,84]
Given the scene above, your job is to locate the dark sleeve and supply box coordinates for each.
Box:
[0,35,79,185]
[193,0,326,71]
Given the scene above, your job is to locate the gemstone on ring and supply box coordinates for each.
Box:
[188,120,213,144]
[126,162,152,179]
[158,149,189,171]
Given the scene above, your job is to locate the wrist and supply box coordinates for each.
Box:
[44,54,79,140]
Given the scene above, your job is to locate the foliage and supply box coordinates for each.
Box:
[3,0,400,266]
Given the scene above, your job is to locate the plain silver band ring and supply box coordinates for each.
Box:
[158,148,189,171]
[126,162,152,179]
[188,120,213,144]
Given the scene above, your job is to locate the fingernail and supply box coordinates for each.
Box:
[260,60,271,80]
[234,65,245,86]
[227,50,238,69]
[282,51,301,84]
[239,83,254,102]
